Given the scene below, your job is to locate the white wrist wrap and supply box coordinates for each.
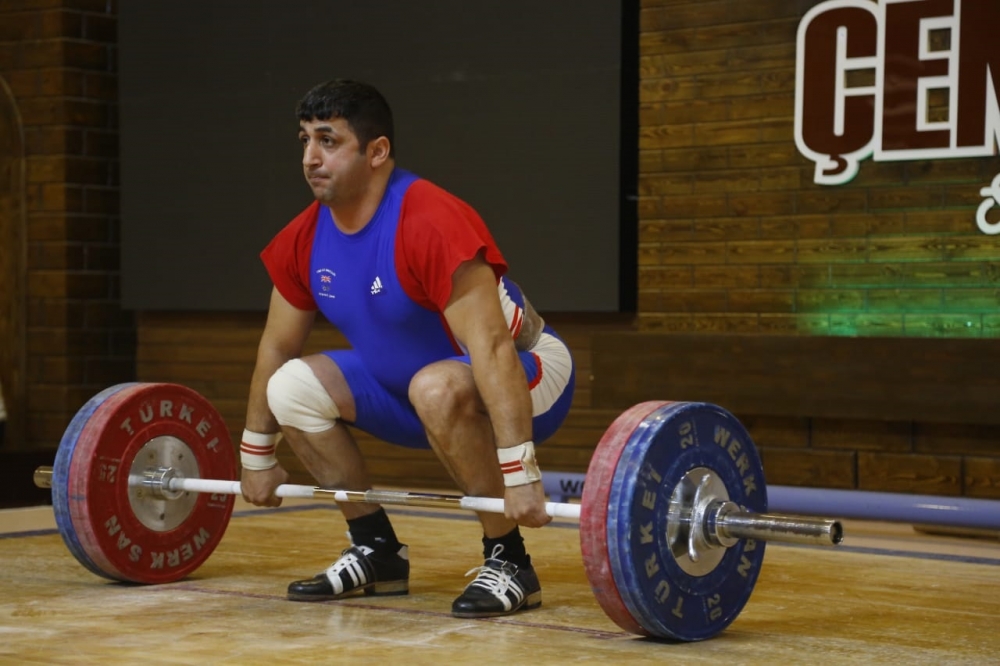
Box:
[240,430,280,471]
[497,441,542,487]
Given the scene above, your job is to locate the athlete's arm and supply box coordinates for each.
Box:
[443,256,550,527]
[246,287,316,432]
[514,292,544,352]
[241,287,316,506]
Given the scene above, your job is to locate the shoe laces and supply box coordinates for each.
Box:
[464,561,519,596]
[464,546,520,596]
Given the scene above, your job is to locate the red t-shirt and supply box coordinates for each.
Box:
[260,176,508,314]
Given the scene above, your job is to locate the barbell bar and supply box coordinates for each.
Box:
[37,382,845,642]
[33,465,843,547]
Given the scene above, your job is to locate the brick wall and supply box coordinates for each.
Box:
[0,70,26,449]
[637,0,1000,337]
[0,0,135,451]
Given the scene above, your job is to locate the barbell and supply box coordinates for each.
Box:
[34,382,843,642]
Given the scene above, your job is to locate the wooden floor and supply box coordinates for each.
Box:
[1,498,999,665]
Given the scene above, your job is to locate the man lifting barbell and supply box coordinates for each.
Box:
[34,388,843,642]
[239,78,576,617]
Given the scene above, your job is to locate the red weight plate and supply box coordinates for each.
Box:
[67,383,236,584]
[580,400,672,636]
[68,385,149,579]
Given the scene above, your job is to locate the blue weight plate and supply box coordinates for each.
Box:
[51,383,139,580]
[606,401,686,637]
[608,402,768,641]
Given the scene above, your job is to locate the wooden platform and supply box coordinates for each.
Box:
[1,500,999,664]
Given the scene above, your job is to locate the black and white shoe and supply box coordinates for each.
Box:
[287,544,409,602]
[451,548,542,618]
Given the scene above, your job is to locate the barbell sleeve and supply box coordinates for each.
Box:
[715,510,844,546]
[34,467,53,490]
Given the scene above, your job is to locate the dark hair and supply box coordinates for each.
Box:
[296,79,395,157]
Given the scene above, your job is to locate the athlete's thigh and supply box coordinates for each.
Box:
[320,350,431,449]
[448,328,576,443]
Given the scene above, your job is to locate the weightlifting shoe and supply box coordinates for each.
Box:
[287,543,409,601]
[451,552,541,618]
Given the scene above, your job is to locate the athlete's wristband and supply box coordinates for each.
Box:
[240,430,280,471]
[497,441,542,487]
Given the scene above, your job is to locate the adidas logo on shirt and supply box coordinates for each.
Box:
[370,276,384,295]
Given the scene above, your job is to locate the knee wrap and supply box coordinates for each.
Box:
[266,358,341,433]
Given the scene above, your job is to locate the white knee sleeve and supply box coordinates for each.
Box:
[266,358,341,433]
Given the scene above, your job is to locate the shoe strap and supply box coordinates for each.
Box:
[464,559,521,596]
[322,545,374,582]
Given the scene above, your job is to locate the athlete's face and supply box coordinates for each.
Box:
[299,117,370,207]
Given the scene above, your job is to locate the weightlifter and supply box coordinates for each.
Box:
[239,79,576,617]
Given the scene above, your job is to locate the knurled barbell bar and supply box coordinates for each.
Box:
[33,382,843,642]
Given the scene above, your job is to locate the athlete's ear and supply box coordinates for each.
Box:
[369,136,391,168]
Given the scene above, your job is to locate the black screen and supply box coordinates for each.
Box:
[119,1,625,312]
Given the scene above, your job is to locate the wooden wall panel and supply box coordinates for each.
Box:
[588,331,1000,497]
[637,0,1000,334]
[592,333,1000,425]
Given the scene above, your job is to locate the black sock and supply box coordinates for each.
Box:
[347,508,402,555]
[483,527,530,568]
